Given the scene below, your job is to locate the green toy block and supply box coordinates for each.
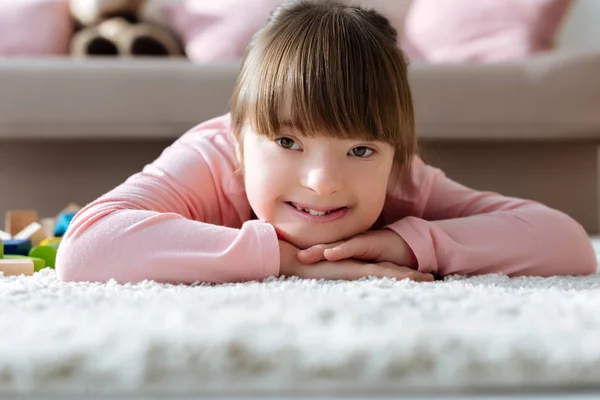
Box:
[0,241,3,258]
[28,245,57,269]
[4,255,46,272]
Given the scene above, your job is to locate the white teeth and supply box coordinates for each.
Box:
[306,209,328,216]
[291,203,330,216]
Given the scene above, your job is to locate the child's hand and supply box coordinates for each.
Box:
[279,239,432,282]
[297,229,418,269]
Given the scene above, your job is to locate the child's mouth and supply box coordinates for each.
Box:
[286,202,349,221]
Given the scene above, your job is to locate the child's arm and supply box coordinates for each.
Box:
[384,156,597,277]
[56,116,280,284]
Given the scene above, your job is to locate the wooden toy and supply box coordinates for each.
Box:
[3,239,32,256]
[58,203,81,217]
[0,222,47,251]
[0,258,34,276]
[40,218,57,239]
[54,212,77,237]
[0,230,10,241]
[5,210,39,237]
[29,245,57,269]
[4,255,46,272]
[40,237,62,247]
[13,222,46,247]
[0,204,79,271]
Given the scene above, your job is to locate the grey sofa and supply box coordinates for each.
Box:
[1,50,600,231]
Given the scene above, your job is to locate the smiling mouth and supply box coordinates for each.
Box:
[286,202,347,216]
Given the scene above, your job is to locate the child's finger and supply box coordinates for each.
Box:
[323,247,345,261]
[296,247,325,264]
[297,242,343,264]
[324,237,377,262]
[411,272,435,282]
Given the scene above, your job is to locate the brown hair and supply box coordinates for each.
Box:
[230,0,417,174]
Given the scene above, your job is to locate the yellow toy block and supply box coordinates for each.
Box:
[40,237,62,247]
[0,258,33,276]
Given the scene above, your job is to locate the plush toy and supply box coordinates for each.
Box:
[69,0,183,57]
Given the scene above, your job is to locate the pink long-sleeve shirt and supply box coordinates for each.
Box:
[56,114,597,283]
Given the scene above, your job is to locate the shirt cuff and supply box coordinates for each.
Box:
[245,219,280,279]
[385,217,438,275]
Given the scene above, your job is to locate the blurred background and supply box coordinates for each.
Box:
[558,0,600,51]
[1,0,599,235]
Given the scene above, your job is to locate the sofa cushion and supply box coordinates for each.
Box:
[409,50,600,139]
[0,59,239,139]
[0,51,599,140]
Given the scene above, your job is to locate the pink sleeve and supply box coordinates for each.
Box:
[385,156,597,277]
[56,116,280,284]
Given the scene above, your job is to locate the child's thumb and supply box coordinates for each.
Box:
[325,238,375,262]
[296,247,324,264]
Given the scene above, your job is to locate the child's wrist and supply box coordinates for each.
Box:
[396,234,418,269]
[278,239,298,277]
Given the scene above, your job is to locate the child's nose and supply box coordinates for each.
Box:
[302,166,344,195]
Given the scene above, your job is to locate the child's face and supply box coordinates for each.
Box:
[238,124,395,249]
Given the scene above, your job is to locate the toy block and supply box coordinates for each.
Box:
[29,245,57,269]
[54,212,77,237]
[0,258,33,276]
[40,218,56,239]
[40,237,62,248]
[3,239,32,256]
[13,222,46,247]
[5,210,39,237]
[4,255,45,272]
[58,203,81,217]
[0,241,3,258]
[0,230,10,241]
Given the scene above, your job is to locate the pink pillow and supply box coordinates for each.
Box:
[402,0,574,63]
[149,0,282,62]
[0,0,73,55]
[144,0,413,62]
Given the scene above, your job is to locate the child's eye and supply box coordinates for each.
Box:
[276,137,301,150]
[349,146,374,157]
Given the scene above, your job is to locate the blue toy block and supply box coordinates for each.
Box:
[3,238,32,256]
[54,211,77,237]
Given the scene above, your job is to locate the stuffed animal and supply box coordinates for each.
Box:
[70,0,183,57]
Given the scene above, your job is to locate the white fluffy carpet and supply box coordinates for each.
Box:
[1,240,600,396]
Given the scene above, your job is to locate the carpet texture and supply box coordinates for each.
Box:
[1,239,600,396]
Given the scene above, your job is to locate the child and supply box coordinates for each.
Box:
[56,0,596,284]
